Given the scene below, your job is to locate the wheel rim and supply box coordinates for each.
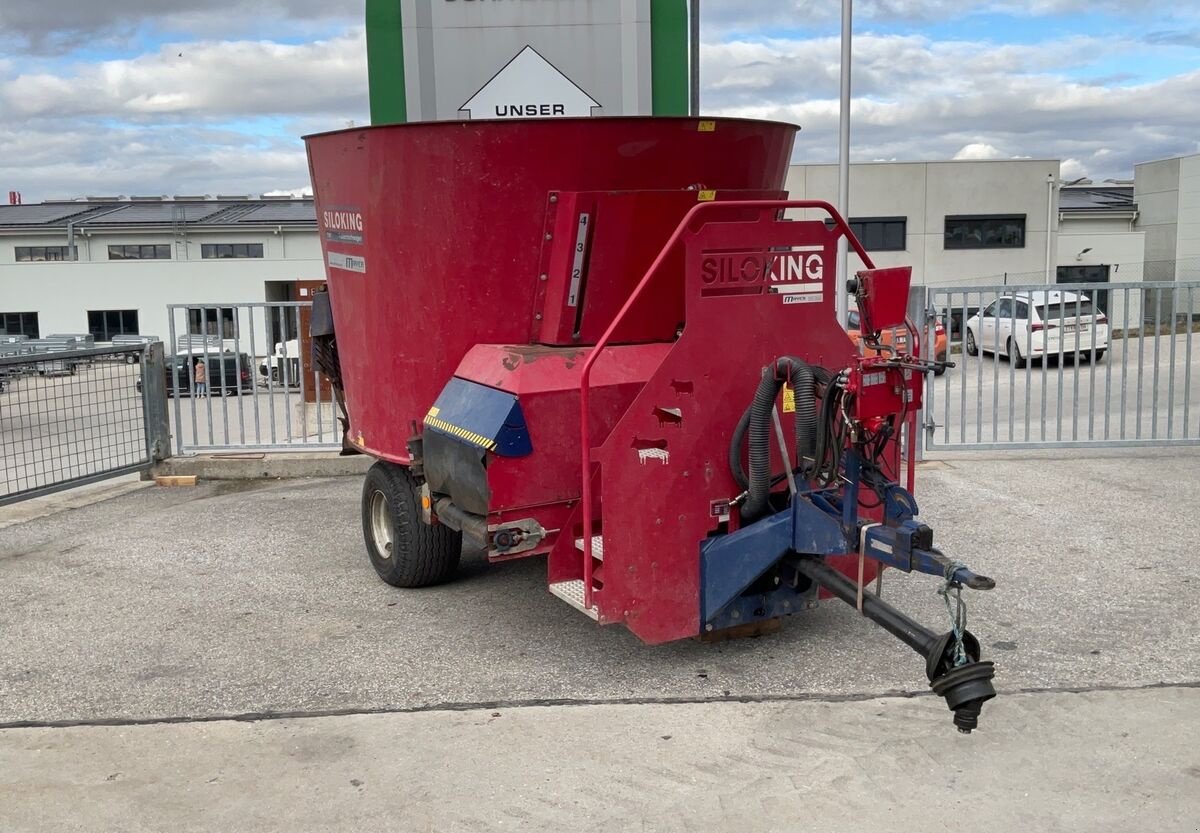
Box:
[967,331,976,351]
[369,490,394,560]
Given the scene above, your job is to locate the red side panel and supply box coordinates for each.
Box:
[592,213,869,644]
[453,343,671,513]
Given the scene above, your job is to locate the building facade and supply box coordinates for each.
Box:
[6,153,1197,350]
[785,159,1061,287]
[1134,153,1200,283]
[0,197,323,351]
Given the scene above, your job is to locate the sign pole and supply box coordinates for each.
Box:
[836,0,853,328]
[689,0,700,116]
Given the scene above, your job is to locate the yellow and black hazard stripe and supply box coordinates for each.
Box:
[424,414,497,452]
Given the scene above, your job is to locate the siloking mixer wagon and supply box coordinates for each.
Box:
[304,116,998,732]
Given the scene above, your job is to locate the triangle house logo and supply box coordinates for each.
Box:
[459,45,600,120]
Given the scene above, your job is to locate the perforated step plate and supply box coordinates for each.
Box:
[573,536,604,561]
[548,580,598,620]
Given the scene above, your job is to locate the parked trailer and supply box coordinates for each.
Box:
[27,337,90,376]
[110,334,161,363]
[305,117,996,732]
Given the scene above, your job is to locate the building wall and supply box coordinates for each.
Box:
[1178,154,1200,281]
[785,159,1060,287]
[0,256,325,354]
[1057,228,1147,324]
[1058,229,1145,277]
[0,228,318,264]
[1133,156,1181,281]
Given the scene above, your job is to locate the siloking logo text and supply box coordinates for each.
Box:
[699,246,825,304]
[323,208,364,245]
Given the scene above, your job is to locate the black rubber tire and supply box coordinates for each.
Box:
[965,328,978,356]
[361,461,461,587]
[1008,338,1027,369]
[1090,349,1105,364]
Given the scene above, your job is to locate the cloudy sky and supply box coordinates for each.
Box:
[1,0,1198,200]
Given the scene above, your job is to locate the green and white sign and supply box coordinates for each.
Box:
[366,0,689,124]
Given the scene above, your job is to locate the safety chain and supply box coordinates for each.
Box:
[938,561,969,667]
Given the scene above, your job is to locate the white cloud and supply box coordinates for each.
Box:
[700,33,1200,181]
[2,6,1199,199]
[1,31,367,120]
[699,0,1160,33]
[1060,158,1089,180]
[264,186,313,197]
[954,143,1005,160]
[0,0,360,51]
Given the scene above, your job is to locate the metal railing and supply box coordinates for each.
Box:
[923,281,1200,451]
[165,303,342,453]
[0,343,171,506]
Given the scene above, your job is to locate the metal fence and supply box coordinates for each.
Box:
[923,281,1200,451]
[165,303,342,453]
[0,343,171,506]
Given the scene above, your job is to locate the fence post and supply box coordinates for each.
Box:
[142,342,172,462]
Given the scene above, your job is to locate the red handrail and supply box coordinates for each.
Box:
[577,199,878,610]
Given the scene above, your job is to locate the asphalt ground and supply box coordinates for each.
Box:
[1,448,1197,725]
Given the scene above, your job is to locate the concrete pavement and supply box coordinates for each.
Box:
[1,451,1199,830]
[931,332,1199,446]
[2,687,1197,832]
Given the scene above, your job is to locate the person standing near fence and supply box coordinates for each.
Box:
[193,356,207,398]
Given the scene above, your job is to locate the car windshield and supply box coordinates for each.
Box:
[1040,299,1096,321]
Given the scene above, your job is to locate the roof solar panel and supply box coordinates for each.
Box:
[0,204,96,226]
[79,203,227,224]
[231,202,317,223]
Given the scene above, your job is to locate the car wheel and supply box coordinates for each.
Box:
[965,328,978,356]
[1008,338,1027,369]
[1089,349,1105,363]
[934,351,947,376]
[361,461,462,588]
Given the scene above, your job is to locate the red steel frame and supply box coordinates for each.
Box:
[577,199,918,610]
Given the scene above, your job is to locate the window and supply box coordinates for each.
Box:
[824,217,907,251]
[1040,299,1097,322]
[108,244,171,260]
[982,301,998,318]
[944,215,1026,249]
[201,243,264,259]
[188,307,237,339]
[1014,301,1030,320]
[87,310,139,340]
[15,245,76,262]
[0,312,39,338]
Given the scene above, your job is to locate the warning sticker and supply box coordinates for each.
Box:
[783,383,795,413]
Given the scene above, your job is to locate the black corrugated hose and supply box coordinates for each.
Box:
[732,357,832,520]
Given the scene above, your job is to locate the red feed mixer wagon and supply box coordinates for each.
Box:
[305,116,997,732]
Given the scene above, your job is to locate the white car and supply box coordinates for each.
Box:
[964,290,1109,367]
[258,339,302,385]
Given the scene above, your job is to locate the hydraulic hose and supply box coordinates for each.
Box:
[739,357,828,520]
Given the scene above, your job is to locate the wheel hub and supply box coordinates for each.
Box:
[369,490,394,559]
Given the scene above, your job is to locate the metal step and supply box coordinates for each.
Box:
[573,535,604,561]
[548,580,598,620]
